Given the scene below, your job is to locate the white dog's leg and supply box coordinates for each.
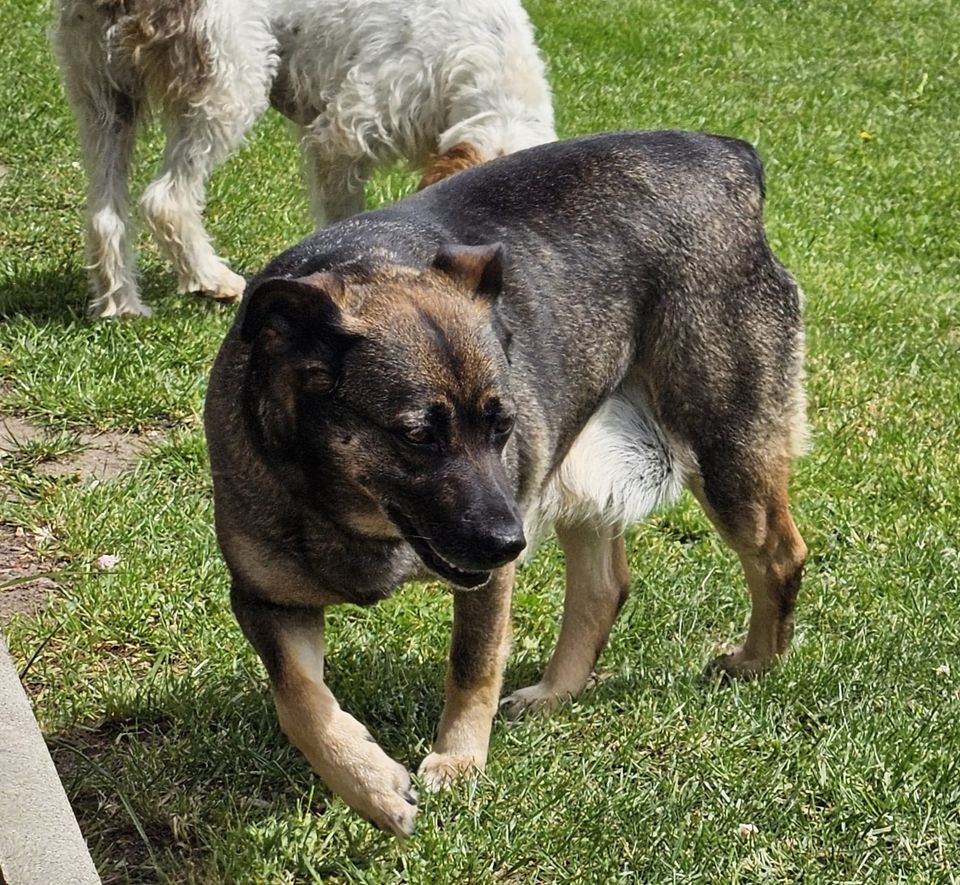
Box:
[54,20,148,318]
[139,14,275,303]
[79,91,149,318]
[302,138,372,227]
[139,111,252,303]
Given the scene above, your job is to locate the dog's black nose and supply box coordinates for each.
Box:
[477,521,526,565]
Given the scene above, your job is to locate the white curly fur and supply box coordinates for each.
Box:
[53,0,555,318]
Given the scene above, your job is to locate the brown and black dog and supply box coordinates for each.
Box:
[204,131,809,836]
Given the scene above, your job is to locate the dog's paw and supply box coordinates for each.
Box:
[702,648,774,683]
[177,267,246,301]
[351,758,418,838]
[499,683,569,719]
[205,268,246,302]
[417,752,481,792]
[89,294,153,319]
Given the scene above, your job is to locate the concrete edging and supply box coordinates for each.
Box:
[0,633,100,884]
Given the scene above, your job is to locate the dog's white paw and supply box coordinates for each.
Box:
[89,293,153,319]
[499,683,569,719]
[205,268,246,302]
[177,267,246,301]
[417,752,482,792]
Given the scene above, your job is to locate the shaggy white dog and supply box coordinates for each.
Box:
[53,0,555,318]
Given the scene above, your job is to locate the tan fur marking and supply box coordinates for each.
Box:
[418,564,514,788]
[224,535,350,608]
[500,523,630,717]
[417,142,487,190]
[346,269,501,403]
[271,618,417,836]
[692,471,808,677]
[114,0,212,106]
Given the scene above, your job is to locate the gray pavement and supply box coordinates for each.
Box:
[0,633,100,884]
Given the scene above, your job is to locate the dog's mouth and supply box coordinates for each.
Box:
[385,506,491,589]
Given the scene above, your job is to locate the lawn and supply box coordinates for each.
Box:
[2,0,959,881]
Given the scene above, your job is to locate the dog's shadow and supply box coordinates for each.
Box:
[0,267,240,325]
[45,646,451,875]
[46,629,682,879]
[0,268,90,324]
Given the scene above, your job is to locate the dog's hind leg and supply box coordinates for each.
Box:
[231,586,418,836]
[54,15,147,318]
[419,564,514,790]
[500,524,630,718]
[691,455,807,679]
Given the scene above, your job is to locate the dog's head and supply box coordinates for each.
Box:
[240,243,525,588]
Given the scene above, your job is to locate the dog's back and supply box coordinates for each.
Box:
[251,130,804,480]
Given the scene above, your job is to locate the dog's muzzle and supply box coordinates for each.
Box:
[386,505,525,589]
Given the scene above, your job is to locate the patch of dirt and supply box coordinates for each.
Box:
[0,415,151,482]
[0,523,59,621]
[1,414,156,619]
[38,431,147,481]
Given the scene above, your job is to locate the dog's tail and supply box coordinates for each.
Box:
[716,135,767,205]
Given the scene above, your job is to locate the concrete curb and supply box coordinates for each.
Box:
[0,633,100,884]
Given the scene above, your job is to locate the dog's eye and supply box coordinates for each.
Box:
[493,415,515,438]
[403,426,434,447]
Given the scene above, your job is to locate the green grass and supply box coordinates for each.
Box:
[2,0,959,880]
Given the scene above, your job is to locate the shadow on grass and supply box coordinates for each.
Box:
[45,647,449,881]
[0,267,240,326]
[43,628,671,880]
[0,268,89,324]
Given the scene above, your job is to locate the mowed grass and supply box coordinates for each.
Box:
[1,0,959,880]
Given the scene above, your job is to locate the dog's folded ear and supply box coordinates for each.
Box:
[241,272,362,404]
[240,273,362,450]
[431,243,504,304]
[241,272,353,348]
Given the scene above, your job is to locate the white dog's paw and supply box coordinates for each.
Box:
[499,683,569,719]
[177,266,245,301]
[205,267,246,302]
[89,292,153,319]
[417,752,482,793]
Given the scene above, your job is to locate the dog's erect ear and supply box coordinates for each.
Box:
[431,243,504,304]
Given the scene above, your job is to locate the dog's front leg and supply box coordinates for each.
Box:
[232,587,417,836]
[418,563,515,791]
